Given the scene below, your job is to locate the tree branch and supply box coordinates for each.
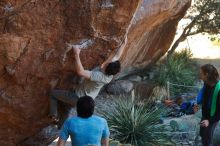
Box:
[167,0,213,57]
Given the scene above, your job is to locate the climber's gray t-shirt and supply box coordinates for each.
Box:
[75,67,113,99]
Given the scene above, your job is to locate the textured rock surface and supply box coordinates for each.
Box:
[0,0,191,145]
[120,0,192,77]
[105,80,134,95]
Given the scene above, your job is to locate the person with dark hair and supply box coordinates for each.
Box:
[57,96,110,146]
[49,37,127,122]
[194,64,220,146]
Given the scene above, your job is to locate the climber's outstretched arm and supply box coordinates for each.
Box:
[113,36,127,61]
[101,36,127,68]
[73,47,91,79]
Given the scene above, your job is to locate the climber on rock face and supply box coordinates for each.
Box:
[49,36,127,123]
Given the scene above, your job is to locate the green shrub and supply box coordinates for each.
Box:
[98,96,173,146]
[156,49,198,94]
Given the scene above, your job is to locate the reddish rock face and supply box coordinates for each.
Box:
[0,0,190,145]
[120,0,192,77]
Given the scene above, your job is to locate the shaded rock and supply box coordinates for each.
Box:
[106,80,134,95]
[127,75,142,82]
[163,115,200,146]
[134,81,155,99]
[18,125,59,146]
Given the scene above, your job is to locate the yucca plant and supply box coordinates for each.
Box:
[156,49,198,95]
[98,95,173,146]
[172,49,193,64]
